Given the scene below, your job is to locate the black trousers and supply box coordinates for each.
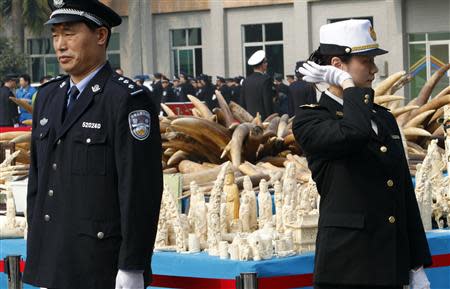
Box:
[314,284,403,289]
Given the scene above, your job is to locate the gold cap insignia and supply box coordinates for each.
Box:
[369,26,377,41]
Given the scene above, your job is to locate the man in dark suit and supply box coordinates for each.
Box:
[0,75,19,126]
[294,19,431,289]
[216,76,232,103]
[151,72,164,105]
[288,61,318,117]
[240,50,274,120]
[198,74,217,110]
[179,72,195,102]
[23,1,163,288]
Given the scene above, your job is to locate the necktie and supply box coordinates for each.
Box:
[66,86,80,114]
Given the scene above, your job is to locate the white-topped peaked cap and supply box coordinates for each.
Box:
[248,50,266,66]
[319,19,387,56]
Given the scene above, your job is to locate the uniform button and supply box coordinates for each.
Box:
[44,214,51,222]
[39,133,43,138]
[364,99,369,104]
[388,216,396,224]
[97,232,105,239]
[387,179,394,187]
[364,94,370,99]
[380,146,388,153]
[57,139,62,145]
[86,138,91,144]
[52,163,57,170]
[48,189,54,197]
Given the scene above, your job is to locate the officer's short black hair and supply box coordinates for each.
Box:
[19,74,31,84]
[308,48,352,66]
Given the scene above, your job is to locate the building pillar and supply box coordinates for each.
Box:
[293,0,312,62]
[208,0,226,77]
[140,0,154,75]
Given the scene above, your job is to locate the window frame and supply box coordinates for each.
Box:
[241,22,284,76]
[170,28,203,77]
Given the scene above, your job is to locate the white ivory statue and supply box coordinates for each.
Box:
[219,241,229,259]
[188,233,201,253]
[283,162,298,207]
[188,181,208,249]
[224,169,240,229]
[0,187,25,238]
[243,176,258,231]
[257,179,272,229]
[239,193,251,232]
[273,180,284,233]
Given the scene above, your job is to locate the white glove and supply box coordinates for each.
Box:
[409,267,431,289]
[298,61,353,87]
[115,269,144,289]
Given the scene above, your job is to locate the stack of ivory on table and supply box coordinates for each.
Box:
[155,161,320,261]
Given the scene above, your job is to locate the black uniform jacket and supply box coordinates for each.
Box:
[293,87,432,287]
[288,80,317,117]
[0,86,19,126]
[23,63,163,289]
[240,72,274,120]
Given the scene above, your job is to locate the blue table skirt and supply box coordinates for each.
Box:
[1,229,449,289]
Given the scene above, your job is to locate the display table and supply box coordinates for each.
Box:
[0,230,449,289]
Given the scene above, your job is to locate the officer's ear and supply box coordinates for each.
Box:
[330,57,344,69]
[96,27,109,48]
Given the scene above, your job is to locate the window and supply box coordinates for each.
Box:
[27,38,59,82]
[408,32,450,100]
[242,23,284,77]
[328,16,374,26]
[107,33,121,70]
[171,28,203,77]
[27,33,121,82]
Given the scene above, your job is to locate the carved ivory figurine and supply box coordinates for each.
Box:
[188,181,208,249]
[258,179,272,229]
[224,168,240,228]
[243,176,258,231]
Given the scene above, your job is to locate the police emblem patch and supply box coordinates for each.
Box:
[54,0,65,8]
[128,110,151,141]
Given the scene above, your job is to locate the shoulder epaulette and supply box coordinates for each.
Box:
[112,74,145,96]
[299,104,321,109]
[373,103,391,112]
[38,74,69,89]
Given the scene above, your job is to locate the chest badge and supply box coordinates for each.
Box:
[91,84,100,93]
[128,110,151,141]
[40,118,48,126]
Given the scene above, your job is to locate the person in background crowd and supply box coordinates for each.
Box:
[172,75,182,102]
[288,61,318,117]
[32,75,53,105]
[0,75,19,127]
[273,73,289,115]
[195,76,203,98]
[294,19,431,289]
[16,73,36,124]
[231,76,242,104]
[23,1,163,288]
[216,76,232,103]
[115,67,124,75]
[161,77,176,103]
[286,74,296,85]
[179,72,195,102]
[240,50,274,120]
[151,72,164,105]
[198,74,217,110]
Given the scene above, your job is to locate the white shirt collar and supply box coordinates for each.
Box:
[324,90,343,105]
[69,63,105,95]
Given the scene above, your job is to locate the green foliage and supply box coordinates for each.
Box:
[0,0,50,35]
[0,36,27,79]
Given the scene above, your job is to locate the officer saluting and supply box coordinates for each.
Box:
[294,20,432,289]
[240,50,275,120]
[23,1,163,289]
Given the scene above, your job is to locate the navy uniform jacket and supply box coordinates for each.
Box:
[287,80,317,117]
[240,72,274,120]
[293,87,431,287]
[23,63,163,289]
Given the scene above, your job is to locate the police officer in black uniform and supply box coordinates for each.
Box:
[294,19,431,289]
[0,75,19,126]
[240,50,275,120]
[23,1,163,288]
[288,61,317,117]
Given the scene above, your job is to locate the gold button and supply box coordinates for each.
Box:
[387,179,394,187]
[364,94,370,99]
[389,216,396,224]
[364,99,369,104]
[345,47,351,53]
[380,146,388,153]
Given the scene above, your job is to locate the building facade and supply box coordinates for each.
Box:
[22,0,450,99]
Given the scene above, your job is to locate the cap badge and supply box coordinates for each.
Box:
[369,26,377,41]
[53,0,65,9]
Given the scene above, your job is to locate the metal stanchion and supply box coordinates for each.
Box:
[237,272,258,289]
[4,255,23,289]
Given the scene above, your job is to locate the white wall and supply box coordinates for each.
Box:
[405,0,450,33]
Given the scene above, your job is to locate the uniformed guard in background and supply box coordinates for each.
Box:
[240,50,275,120]
[23,1,163,288]
[294,20,431,289]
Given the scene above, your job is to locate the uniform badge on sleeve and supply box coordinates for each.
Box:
[128,110,151,141]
